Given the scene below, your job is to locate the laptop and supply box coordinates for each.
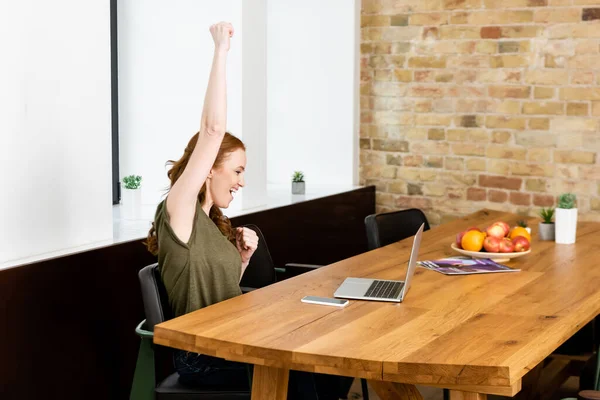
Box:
[333,223,424,303]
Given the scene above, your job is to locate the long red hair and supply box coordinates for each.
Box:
[146,132,245,255]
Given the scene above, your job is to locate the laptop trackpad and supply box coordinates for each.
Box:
[334,277,374,298]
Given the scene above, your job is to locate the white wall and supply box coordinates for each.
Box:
[267,0,358,186]
[117,0,244,206]
[118,0,359,209]
[0,0,113,264]
[241,0,268,210]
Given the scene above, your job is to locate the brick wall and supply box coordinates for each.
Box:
[360,0,600,224]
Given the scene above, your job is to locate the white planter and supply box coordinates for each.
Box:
[555,208,577,244]
[121,188,142,220]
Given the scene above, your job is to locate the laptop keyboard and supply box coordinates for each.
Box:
[364,280,404,299]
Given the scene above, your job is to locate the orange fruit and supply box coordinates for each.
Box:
[509,227,531,242]
[461,230,486,252]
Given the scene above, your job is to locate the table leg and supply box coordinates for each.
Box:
[449,390,488,400]
[516,360,543,400]
[368,380,424,400]
[251,365,289,400]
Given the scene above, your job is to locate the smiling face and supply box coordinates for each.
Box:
[206,148,247,209]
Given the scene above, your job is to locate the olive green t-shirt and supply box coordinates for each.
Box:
[154,199,242,317]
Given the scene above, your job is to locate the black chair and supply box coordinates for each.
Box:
[365,208,431,251]
[135,263,251,400]
[239,224,326,286]
[238,224,277,292]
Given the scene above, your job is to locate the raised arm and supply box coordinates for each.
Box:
[167,22,234,243]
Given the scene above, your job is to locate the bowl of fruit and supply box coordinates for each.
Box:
[452,221,531,262]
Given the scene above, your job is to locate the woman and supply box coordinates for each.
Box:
[145,21,258,389]
[146,22,340,399]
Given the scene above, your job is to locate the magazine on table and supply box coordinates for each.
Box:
[417,256,520,275]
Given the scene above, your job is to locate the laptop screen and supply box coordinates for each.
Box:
[400,223,424,300]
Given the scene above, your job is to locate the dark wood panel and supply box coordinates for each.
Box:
[232,187,376,267]
[0,186,375,400]
[0,239,155,400]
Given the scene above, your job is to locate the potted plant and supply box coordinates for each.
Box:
[555,193,577,244]
[538,207,555,241]
[121,175,142,219]
[292,171,305,195]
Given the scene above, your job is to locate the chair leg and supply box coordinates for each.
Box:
[361,378,370,400]
[129,338,155,400]
[594,351,600,391]
[338,377,355,399]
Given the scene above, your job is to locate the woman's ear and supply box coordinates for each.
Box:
[207,168,214,179]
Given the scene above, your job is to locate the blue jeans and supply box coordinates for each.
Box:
[174,351,340,400]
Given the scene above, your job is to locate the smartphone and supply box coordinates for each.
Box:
[301,296,349,308]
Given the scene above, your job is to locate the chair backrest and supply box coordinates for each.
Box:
[238,224,277,289]
[138,263,173,332]
[365,209,431,251]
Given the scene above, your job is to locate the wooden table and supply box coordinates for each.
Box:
[154,209,600,400]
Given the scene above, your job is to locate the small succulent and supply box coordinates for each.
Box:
[517,220,528,228]
[557,193,576,209]
[123,175,142,190]
[292,171,305,183]
[539,208,555,224]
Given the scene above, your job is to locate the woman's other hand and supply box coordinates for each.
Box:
[210,22,234,52]
[235,227,259,264]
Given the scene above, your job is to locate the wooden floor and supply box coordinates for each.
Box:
[346,378,580,400]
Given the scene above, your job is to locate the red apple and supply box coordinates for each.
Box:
[493,221,510,237]
[483,236,501,253]
[512,236,530,252]
[498,238,515,253]
[467,226,481,232]
[456,231,466,249]
[486,224,506,239]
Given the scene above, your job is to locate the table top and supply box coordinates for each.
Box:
[154,209,600,396]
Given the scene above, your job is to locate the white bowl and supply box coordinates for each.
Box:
[450,243,531,263]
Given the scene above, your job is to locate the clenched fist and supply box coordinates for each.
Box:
[210,22,234,52]
[235,227,259,264]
